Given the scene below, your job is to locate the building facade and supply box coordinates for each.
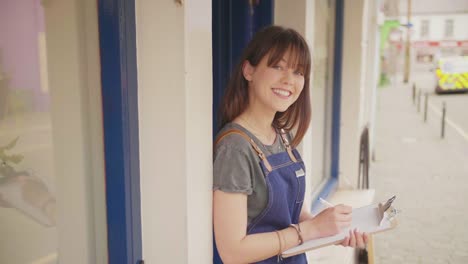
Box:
[387,0,468,70]
[0,0,384,263]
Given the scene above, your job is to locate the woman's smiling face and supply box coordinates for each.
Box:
[243,49,305,114]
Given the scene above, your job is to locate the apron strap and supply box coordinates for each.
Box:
[215,129,273,172]
[279,129,298,163]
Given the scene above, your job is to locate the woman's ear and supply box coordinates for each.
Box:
[242,60,255,82]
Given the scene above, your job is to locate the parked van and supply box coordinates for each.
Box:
[435,56,468,94]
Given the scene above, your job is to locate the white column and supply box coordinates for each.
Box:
[339,0,366,188]
[185,0,213,262]
[136,0,212,263]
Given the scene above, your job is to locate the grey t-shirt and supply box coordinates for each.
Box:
[213,122,287,223]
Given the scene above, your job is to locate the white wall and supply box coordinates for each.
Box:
[340,0,367,189]
[367,1,383,161]
[136,0,213,263]
[338,0,381,190]
[399,0,468,16]
[345,0,382,185]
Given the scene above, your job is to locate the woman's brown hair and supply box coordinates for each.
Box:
[219,25,312,147]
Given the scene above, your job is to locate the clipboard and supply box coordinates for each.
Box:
[282,196,399,258]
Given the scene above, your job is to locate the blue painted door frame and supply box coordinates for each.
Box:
[98,0,142,263]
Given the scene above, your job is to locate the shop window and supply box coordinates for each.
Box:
[444,19,454,39]
[420,20,429,39]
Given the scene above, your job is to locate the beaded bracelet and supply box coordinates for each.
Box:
[289,223,304,245]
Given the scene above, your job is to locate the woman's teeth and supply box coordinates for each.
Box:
[273,89,291,97]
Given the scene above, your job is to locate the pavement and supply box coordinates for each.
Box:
[370,73,468,264]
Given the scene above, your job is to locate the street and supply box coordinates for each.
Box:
[371,72,468,263]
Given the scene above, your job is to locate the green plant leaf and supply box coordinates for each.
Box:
[1,137,19,151]
[8,154,24,164]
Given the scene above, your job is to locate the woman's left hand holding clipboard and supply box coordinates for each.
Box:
[339,228,369,249]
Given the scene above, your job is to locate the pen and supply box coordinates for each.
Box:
[319,197,335,208]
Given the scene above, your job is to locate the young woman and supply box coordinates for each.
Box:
[213,25,368,264]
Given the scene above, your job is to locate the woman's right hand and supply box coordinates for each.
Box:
[301,204,352,240]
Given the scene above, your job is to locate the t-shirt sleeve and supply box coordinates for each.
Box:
[213,145,253,195]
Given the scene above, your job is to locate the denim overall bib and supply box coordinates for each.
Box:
[214,128,307,264]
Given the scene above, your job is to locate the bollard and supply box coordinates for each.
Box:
[417,89,421,112]
[424,93,428,122]
[412,83,416,104]
[441,102,446,139]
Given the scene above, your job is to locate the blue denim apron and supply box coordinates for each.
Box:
[214,128,307,264]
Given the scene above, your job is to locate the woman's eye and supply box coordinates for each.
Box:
[273,65,283,70]
[295,71,304,76]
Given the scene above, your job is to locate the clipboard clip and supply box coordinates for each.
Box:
[382,195,396,212]
[378,195,399,226]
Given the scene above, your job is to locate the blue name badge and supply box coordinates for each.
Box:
[295,168,305,178]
